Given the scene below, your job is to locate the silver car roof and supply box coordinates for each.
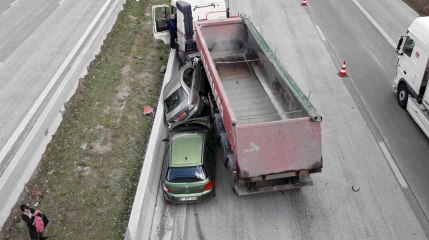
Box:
[163,62,193,101]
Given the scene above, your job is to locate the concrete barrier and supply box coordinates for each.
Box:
[0,0,125,229]
[125,49,178,240]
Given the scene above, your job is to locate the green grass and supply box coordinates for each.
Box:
[1,0,169,239]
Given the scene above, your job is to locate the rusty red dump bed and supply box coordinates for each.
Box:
[195,17,322,179]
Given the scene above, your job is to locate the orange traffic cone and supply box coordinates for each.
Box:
[301,0,308,6]
[339,60,348,77]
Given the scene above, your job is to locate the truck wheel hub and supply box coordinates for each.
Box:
[399,91,406,100]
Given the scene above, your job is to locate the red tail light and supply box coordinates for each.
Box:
[176,111,189,122]
[163,184,172,193]
[203,180,213,191]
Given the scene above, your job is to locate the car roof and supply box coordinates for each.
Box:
[170,132,204,167]
[163,62,192,101]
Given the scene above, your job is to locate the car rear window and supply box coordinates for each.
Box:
[167,166,207,183]
[165,87,188,113]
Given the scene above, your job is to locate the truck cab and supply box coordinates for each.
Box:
[152,0,227,53]
[394,17,429,137]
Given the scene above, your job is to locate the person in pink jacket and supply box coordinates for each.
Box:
[20,204,48,240]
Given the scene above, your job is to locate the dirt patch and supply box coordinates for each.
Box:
[0,0,169,239]
[404,0,429,15]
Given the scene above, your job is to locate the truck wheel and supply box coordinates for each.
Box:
[397,83,409,109]
[226,154,236,172]
[213,113,225,136]
[219,133,231,162]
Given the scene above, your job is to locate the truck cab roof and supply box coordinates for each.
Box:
[409,17,429,47]
[171,0,226,9]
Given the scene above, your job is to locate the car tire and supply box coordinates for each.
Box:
[397,83,409,109]
[163,195,170,204]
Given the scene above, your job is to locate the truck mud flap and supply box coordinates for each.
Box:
[233,176,313,196]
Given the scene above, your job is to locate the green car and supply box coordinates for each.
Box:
[162,116,216,203]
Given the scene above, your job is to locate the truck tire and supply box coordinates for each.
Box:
[219,133,232,164]
[397,83,409,109]
[226,153,236,172]
[213,113,225,136]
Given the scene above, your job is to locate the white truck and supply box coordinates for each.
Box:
[394,17,429,137]
[152,0,228,55]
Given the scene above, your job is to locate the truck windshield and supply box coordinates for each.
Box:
[165,87,188,113]
[167,166,207,183]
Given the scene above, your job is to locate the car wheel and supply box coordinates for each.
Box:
[397,83,409,109]
[163,195,169,204]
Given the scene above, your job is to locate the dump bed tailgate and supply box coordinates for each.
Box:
[235,118,322,178]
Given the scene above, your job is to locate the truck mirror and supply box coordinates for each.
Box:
[395,36,406,55]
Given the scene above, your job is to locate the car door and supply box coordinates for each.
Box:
[152,5,170,44]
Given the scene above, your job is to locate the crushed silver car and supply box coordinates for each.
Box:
[163,61,206,124]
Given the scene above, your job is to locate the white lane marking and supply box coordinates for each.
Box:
[0,0,113,165]
[315,25,326,42]
[172,205,187,240]
[378,142,408,188]
[59,0,65,5]
[351,0,396,48]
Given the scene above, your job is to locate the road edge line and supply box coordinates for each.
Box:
[378,142,408,188]
[350,0,396,48]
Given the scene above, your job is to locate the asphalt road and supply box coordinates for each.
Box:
[0,0,111,162]
[308,0,429,222]
[149,0,428,239]
[0,0,122,227]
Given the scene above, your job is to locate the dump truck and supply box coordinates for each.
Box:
[194,17,323,195]
[394,17,429,137]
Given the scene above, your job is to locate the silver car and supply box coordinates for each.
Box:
[163,61,206,124]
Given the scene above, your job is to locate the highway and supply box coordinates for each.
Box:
[0,0,106,159]
[0,0,123,227]
[147,0,429,239]
[308,0,429,222]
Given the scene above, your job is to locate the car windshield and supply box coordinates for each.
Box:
[165,87,187,113]
[167,166,207,183]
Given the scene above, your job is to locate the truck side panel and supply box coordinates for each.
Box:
[235,118,322,178]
